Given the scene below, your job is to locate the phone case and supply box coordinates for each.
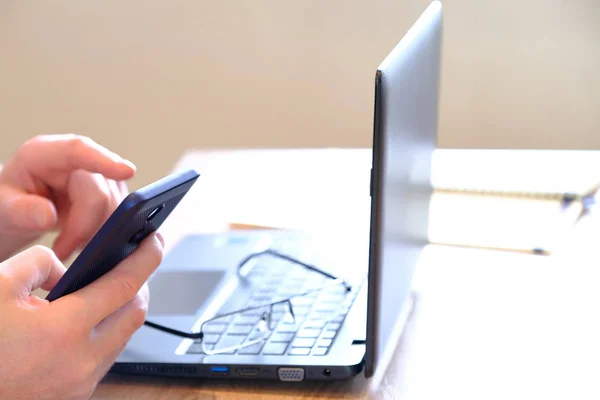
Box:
[46,169,200,301]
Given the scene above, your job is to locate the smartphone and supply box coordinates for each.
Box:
[45,169,200,302]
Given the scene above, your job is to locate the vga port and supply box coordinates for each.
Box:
[277,367,305,382]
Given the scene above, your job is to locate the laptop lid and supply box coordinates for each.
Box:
[365,1,442,378]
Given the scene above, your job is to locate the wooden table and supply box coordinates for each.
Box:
[92,149,600,399]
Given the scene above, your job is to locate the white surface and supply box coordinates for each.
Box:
[379,243,600,399]
[167,148,600,234]
[170,148,373,232]
[175,147,600,194]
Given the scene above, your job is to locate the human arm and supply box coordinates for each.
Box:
[0,232,164,400]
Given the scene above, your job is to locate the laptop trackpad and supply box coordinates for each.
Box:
[147,270,227,315]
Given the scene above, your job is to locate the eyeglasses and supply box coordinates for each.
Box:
[143,248,353,355]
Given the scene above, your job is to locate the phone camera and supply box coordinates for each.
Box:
[146,204,164,222]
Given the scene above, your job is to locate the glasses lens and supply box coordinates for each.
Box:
[300,281,350,329]
[201,303,293,355]
[198,279,350,355]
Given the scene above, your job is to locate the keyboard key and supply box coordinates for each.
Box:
[312,347,328,356]
[186,344,203,354]
[215,335,245,352]
[242,308,268,316]
[270,332,294,343]
[317,338,333,348]
[291,338,316,348]
[208,314,233,323]
[289,348,310,356]
[186,343,214,354]
[199,333,220,344]
[277,323,302,333]
[341,302,354,311]
[277,289,303,297]
[247,328,269,341]
[286,275,308,283]
[290,297,315,307]
[226,325,253,335]
[326,322,341,331]
[321,331,336,339]
[279,315,304,326]
[233,314,261,325]
[331,314,345,323]
[246,299,269,308]
[297,328,321,338]
[302,291,320,298]
[281,279,305,287]
[324,285,347,294]
[307,312,334,321]
[313,304,338,313]
[262,342,289,355]
[237,342,265,355]
[203,324,227,334]
[250,295,273,303]
[302,320,326,329]
[292,306,312,316]
[272,303,291,312]
[270,312,287,322]
[256,284,274,292]
[281,313,304,323]
[319,294,346,304]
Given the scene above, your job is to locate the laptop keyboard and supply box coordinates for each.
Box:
[186,248,362,357]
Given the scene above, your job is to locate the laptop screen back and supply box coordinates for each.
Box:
[364,1,442,378]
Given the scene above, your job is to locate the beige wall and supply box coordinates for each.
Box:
[1,0,598,189]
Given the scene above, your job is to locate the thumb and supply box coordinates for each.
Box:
[0,186,57,232]
[0,245,67,299]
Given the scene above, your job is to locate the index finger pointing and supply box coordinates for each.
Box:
[54,233,164,328]
[19,134,136,182]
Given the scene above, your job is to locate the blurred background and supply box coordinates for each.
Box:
[1,0,598,189]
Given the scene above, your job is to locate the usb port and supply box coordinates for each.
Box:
[210,366,229,375]
[236,367,260,377]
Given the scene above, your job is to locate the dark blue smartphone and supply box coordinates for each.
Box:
[46,169,200,302]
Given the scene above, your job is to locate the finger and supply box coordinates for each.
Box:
[118,180,129,198]
[54,233,163,328]
[76,338,128,400]
[92,342,127,386]
[89,340,127,391]
[18,134,136,183]
[52,171,113,261]
[92,284,149,358]
[0,185,58,232]
[107,179,126,207]
[0,245,66,299]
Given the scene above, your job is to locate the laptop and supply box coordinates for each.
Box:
[111,0,442,381]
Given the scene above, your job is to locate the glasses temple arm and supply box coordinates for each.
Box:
[143,320,203,340]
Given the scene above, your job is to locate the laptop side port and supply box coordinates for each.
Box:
[236,367,260,377]
[209,366,229,376]
[277,367,305,382]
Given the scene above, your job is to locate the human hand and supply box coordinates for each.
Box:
[0,233,164,400]
[0,134,136,262]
